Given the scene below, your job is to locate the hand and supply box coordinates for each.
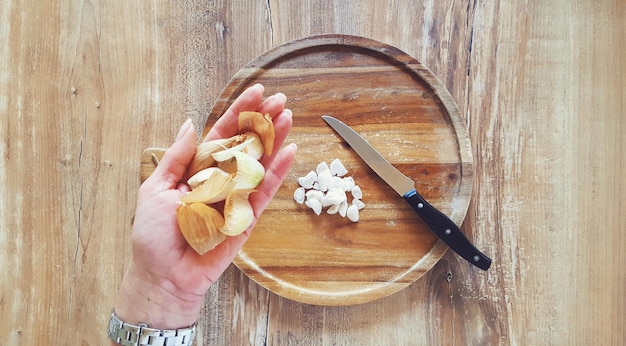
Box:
[114,84,296,330]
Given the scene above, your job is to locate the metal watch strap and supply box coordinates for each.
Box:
[108,310,196,346]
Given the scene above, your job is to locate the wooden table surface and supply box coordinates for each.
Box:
[1,1,624,345]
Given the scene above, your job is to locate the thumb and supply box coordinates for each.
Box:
[147,118,197,190]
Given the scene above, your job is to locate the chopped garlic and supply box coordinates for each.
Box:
[316,161,330,174]
[295,158,363,222]
[293,187,305,204]
[305,198,322,215]
[346,204,359,222]
[298,171,317,189]
[351,185,362,199]
[352,198,365,210]
[330,158,348,177]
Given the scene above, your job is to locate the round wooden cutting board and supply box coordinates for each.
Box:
[205,34,473,306]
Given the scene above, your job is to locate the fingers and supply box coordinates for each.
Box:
[144,119,197,192]
[250,142,298,217]
[205,84,265,141]
[204,84,288,142]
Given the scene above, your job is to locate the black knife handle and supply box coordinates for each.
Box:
[403,189,492,270]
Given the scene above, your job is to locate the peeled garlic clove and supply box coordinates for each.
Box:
[180,169,236,204]
[327,203,340,215]
[330,158,348,177]
[238,111,275,157]
[212,136,256,162]
[338,200,348,217]
[346,204,360,222]
[298,171,317,189]
[241,132,264,160]
[176,202,227,255]
[305,189,325,201]
[322,188,347,207]
[340,176,355,192]
[329,176,343,190]
[305,198,323,215]
[351,185,363,199]
[231,151,265,189]
[352,198,366,210]
[316,161,329,174]
[293,187,305,204]
[317,169,332,192]
[188,135,242,177]
[221,189,255,236]
[187,167,230,190]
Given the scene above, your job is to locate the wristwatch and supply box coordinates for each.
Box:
[108,310,196,346]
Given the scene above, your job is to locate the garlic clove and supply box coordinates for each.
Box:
[298,171,317,189]
[305,189,325,201]
[176,202,227,255]
[305,198,323,215]
[340,176,355,192]
[221,189,255,236]
[188,135,243,178]
[180,168,236,204]
[317,169,332,192]
[322,187,347,207]
[230,151,265,190]
[352,198,366,210]
[293,187,305,204]
[346,204,360,222]
[330,158,348,177]
[338,200,349,217]
[316,161,330,174]
[351,185,363,199]
[238,111,275,157]
[327,203,340,215]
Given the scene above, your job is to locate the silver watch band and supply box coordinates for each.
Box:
[108,310,196,346]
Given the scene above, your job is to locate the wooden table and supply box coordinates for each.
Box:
[1,1,624,345]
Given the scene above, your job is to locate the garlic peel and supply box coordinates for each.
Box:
[176,202,227,255]
[238,111,275,157]
[231,151,265,190]
[221,189,255,236]
[180,169,236,204]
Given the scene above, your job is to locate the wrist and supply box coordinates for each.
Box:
[114,264,204,329]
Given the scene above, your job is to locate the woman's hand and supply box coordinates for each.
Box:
[114,84,296,329]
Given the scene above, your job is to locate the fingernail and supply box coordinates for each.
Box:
[176,118,193,142]
[274,92,287,101]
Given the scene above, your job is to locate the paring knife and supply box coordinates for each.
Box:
[322,115,492,270]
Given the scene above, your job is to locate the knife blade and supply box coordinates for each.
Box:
[322,115,491,270]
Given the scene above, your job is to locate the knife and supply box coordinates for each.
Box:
[322,115,491,270]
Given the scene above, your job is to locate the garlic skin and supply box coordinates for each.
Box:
[188,135,243,178]
[180,168,236,204]
[211,136,256,162]
[231,151,265,190]
[241,132,264,160]
[176,202,227,255]
[221,189,255,236]
[187,167,231,190]
[238,111,275,157]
